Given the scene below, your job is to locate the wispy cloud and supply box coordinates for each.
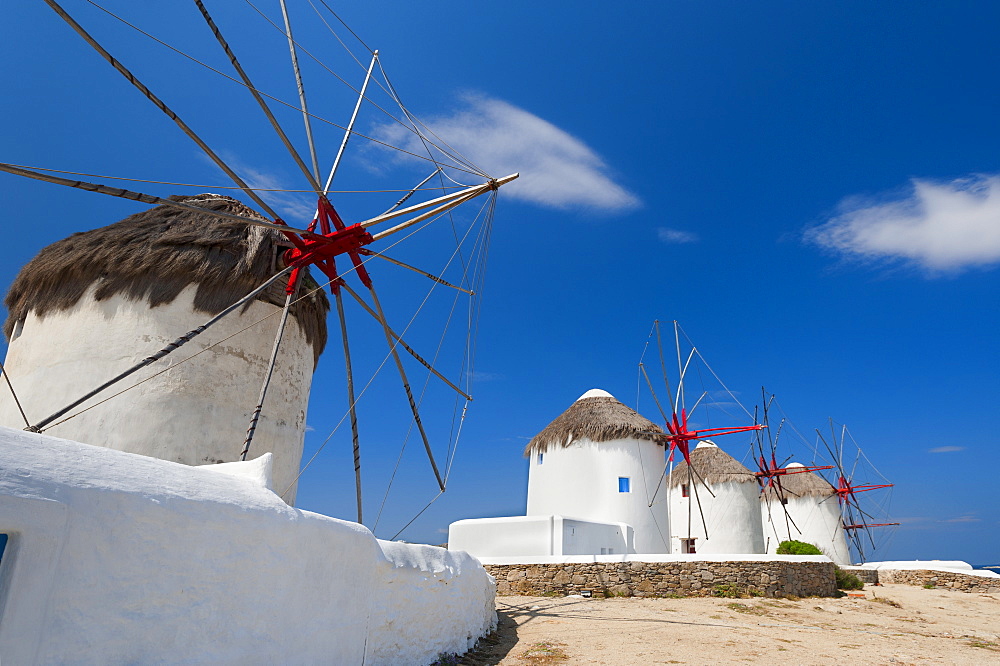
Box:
[929,445,965,453]
[895,516,934,530]
[941,515,981,523]
[467,370,504,383]
[372,93,640,213]
[658,227,698,244]
[806,174,1000,273]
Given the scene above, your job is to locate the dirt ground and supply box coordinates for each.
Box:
[459,584,1000,665]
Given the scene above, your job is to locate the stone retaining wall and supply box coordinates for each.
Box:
[485,560,836,598]
[875,569,1000,594]
[841,566,880,584]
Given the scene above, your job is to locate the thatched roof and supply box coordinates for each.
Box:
[760,463,836,500]
[668,442,757,487]
[523,389,664,457]
[3,194,329,363]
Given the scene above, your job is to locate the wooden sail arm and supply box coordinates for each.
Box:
[843,522,900,530]
[360,173,519,230]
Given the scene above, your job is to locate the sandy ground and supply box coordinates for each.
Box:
[459,584,1000,665]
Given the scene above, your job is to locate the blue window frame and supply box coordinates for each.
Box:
[618,477,631,493]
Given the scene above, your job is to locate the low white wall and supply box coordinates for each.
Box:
[476,553,832,566]
[448,515,632,558]
[562,517,632,556]
[367,542,496,665]
[450,516,558,557]
[860,560,1000,578]
[0,428,495,665]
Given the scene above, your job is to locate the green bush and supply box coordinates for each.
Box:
[775,540,822,555]
[834,567,864,590]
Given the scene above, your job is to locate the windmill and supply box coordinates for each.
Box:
[0,1,516,538]
[814,420,899,563]
[638,320,765,552]
[751,390,836,554]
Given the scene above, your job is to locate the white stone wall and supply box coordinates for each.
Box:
[448,515,632,558]
[669,479,766,554]
[526,437,670,554]
[0,286,314,504]
[367,541,497,665]
[0,428,497,664]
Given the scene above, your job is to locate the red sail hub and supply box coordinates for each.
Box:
[276,195,374,294]
[663,407,765,465]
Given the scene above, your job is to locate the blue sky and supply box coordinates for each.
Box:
[2,2,998,563]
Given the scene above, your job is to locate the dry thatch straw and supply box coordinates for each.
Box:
[761,466,836,500]
[3,194,329,363]
[668,444,757,487]
[523,395,664,457]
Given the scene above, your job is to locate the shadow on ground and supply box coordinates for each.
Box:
[459,610,519,665]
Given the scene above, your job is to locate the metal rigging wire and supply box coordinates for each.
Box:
[79,0,486,178]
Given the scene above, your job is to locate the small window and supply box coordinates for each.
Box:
[600,547,607,555]
[681,484,689,498]
[0,533,6,564]
[607,547,614,555]
[537,453,544,465]
[781,497,788,505]
[618,477,631,493]
[681,538,697,554]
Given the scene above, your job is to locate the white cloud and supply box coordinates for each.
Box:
[806,174,1000,273]
[467,370,504,382]
[941,515,981,523]
[372,93,640,213]
[928,445,965,453]
[658,227,698,244]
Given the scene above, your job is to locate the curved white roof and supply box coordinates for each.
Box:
[576,388,614,401]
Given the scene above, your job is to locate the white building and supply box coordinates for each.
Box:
[449,388,670,557]
[667,440,765,555]
[760,463,851,564]
[0,195,327,503]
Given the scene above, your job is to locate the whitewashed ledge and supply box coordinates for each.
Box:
[477,553,832,566]
[858,560,1000,578]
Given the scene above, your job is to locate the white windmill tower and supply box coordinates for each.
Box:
[667,440,765,554]
[0,195,327,503]
[760,463,852,564]
[524,388,671,554]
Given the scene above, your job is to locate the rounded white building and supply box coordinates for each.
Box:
[667,440,765,554]
[760,463,851,564]
[0,194,328,504]
[524,388,669,554]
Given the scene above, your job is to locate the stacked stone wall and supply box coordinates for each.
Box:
[485,560,836,598]
[841,566,879,584]
[876,569,1000,593]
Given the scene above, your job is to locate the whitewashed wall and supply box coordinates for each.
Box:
[761,492,851,564]
[448,515,632,558]
[526,437,670,554]
[0,428,496,665]
[0,286,314,504]
[367,541,497,665]
[669,479,766,554]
